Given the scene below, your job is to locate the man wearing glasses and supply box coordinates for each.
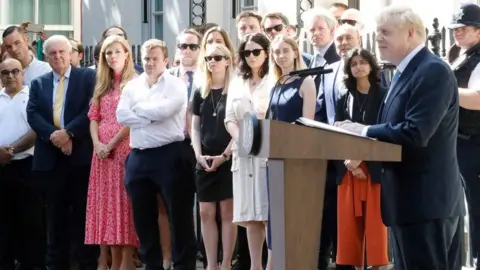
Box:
[68,38,84,68]
[0,58,43,270]
[261,12,289,41]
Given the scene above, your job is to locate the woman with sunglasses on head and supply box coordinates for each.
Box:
[191,43,236,270]
[225,33,272,270]
[334,48,388,270]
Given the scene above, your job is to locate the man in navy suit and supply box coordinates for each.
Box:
[26,35,99,270]
[336,5,465,270]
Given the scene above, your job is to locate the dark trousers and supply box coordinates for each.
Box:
[38,160,98,270]
[318,168,354,270]
[0,157,46,270]
[125,142,196,270]
[390,216,462,270]
[457,137,480,260]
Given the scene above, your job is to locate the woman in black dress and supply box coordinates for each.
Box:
[191,43,236,270]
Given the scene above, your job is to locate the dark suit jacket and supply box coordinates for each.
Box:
[27,67,96,171]
[335,85,387,185]
[366,48,465,226]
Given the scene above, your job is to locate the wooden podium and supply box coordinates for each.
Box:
[238,116,401,270]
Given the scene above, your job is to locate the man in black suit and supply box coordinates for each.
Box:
[336,5,465,270]
[26,35,99,270]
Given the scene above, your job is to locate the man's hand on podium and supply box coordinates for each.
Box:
[334,120,366,135]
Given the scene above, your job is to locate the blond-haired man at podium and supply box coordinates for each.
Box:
[335,5,465,270]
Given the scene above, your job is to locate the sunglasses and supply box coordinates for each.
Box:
[241,49,263,57]
[205,55,228,62]
[178,43,200,51]
[0,68,21,77]
[264,24,284,33]
[339,19,357,26]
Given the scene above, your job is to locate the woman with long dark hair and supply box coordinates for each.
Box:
[334,48,388,270]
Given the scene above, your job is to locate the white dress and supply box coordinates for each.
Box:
[225,75,272,224]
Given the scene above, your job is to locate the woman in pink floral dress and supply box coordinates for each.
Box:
[85,35,138,270]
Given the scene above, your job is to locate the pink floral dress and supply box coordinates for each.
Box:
[84,77,139,247]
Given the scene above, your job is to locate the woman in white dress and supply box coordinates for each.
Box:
[224,33,272,270]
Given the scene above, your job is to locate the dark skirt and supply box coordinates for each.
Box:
[195,159,233,202]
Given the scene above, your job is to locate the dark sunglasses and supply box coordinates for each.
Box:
[178,43,200,51]
[264,24,284,33]
[339,19,357,26]
[205,55,228,62]
[241,49,263,57]
[0,68,21,77]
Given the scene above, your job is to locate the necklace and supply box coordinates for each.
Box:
[210,90,225,117]
[353,90,369,122]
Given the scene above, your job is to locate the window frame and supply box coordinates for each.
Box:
[0,0,78,40]
[151,0,164,39]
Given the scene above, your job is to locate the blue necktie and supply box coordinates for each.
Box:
[186,71,194,100]
[384,69,402,103]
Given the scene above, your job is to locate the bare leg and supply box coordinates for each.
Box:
[200,202,219,270]
[219,199,237,270]
[110,246,122,270]
[157,195,172,269]
[265,224,273,270]
[97,245,109,270]
[119,246,136,270]
[244,221,266,270]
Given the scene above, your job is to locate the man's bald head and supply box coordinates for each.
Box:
[0,58,24,91]
[334,24,361,57]
[1,57,22,70]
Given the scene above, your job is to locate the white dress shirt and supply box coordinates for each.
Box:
[116,72,187,150]
[23,57,52,86]
[0,86,34,160]
[468,63,480,90]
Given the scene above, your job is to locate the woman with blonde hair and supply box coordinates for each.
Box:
[191,43,236,270]
[84,35,139,270]
[264,35,317,268]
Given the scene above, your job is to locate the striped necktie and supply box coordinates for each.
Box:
[53,76,65,128]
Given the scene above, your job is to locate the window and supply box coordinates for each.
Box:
[152,0,164,39]
[242,0,257,10]
[0,0,74,41]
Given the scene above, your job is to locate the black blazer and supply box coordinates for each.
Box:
[27,67,96,171]
[366,48,466,226]
[335,85,387,184]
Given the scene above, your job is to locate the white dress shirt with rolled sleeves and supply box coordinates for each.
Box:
[116,72,187,150]
[0,86,34,160]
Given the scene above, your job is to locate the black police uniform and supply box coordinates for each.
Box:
[448,2,480,266]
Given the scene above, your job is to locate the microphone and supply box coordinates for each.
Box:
[288,67,333,77]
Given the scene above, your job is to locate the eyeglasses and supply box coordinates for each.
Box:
[205,55,228,62]
[339,19,357,26]
[241,49,263,57]
[0,68,21,77]
[264,24,284,33]
[178,43,200,51]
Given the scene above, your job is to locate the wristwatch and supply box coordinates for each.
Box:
[65,129,74,139]
[222,153,231,161]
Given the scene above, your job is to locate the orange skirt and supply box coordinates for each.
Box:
[336,163,388,266]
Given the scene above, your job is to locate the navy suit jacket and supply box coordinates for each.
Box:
[366,48,465,226]
[27,67,96,171]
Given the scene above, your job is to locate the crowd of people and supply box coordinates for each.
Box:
[0,1,480,270]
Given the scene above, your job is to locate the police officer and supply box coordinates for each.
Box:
[447,3,480,268]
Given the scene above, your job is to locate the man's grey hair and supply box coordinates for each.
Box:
[375,5,426,41]
[301,7,337,30]
[43,35,73,55]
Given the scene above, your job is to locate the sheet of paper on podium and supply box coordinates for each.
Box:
[295,117,376,140]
